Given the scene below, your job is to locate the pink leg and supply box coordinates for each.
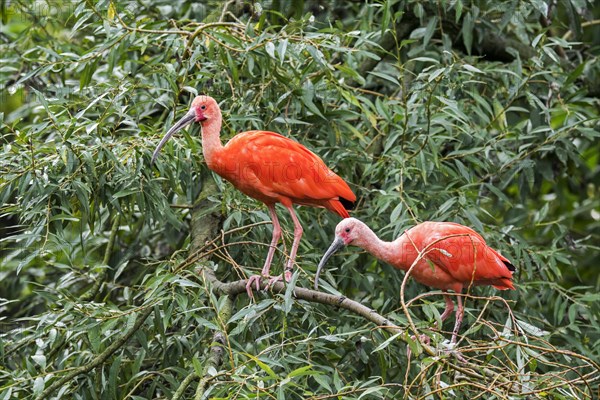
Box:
[285,205,303,276]
[451,295,464,344]
[440,293,455,322]
[266,205,302,287]
[261,205,282,275]
[431,292,454,331]
[246,205,281,298]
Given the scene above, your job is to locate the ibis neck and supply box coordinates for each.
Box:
[358,226,399,268]
[200,116,224,166]
[359,228,418,273]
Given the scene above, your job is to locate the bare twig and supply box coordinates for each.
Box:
[562,19,600,40]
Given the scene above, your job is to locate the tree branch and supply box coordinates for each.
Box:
[203,268,403,333]
[184,175,228,398]
[172,372,199,400]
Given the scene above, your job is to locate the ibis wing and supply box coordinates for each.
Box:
[413,222,514,285]
[223,131,355,204]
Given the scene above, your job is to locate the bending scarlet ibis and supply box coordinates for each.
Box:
[315,218,515,344]
[152,95,356,297]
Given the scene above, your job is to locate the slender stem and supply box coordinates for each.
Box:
[562,19,600,40]
[80,215,120,301]
[172,373,199,400]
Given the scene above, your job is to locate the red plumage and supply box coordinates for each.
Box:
[396,222,515,293]
[210,130,355,217]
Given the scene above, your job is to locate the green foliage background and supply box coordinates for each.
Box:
[1,0,599,398]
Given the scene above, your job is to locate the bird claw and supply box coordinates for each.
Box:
[415,333,431,346]
[245,275,263,298]
[246,270,292,299]
[266,270,292,288]
[407,333,431,359]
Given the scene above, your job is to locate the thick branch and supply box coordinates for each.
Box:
[190,177,223,254]
[182,174,227,398]
[205,269,403,332]
[172,373,199,400]
[203,268,402,334]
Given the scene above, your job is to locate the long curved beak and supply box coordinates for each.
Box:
[314,237,345,290]
[151,109,196,164]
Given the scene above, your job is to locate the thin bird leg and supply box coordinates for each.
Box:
[266,205,303,287]
[284,205,303,277]
[261,205,282,275]
[246,205,281,298]
[431,292,455,332]
[439,293,455,322]
[451,295,464,344]
[411,293,458,360]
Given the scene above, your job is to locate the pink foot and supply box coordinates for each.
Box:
[246,275,263,298]
[266,270,292,289]
[246,270,292,298]
[415,333,431,346]
[407,333,430,359]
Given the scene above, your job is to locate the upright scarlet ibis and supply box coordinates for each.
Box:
[152,95,356,297]
[315,218,515,344]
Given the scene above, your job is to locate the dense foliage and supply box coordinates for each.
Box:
[1,0,599,398]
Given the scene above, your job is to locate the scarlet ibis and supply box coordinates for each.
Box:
[315,218,515,344]
[152,95,356,297]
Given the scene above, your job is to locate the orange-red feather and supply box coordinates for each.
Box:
[395,222,515,292]
[209,130,355,217]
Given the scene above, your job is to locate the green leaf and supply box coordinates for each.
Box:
[192,356,203,376]
[108,355,122,399]
[88,324,102,353]
[265,41,276,59]
[516,319,549,337]
[462,64,482,74]
[367,71,399,86]
[462,12,473,55]
[283,270,299,314]
[372,332,402,353]
[287,365,313,378]
[80,60,98,90]
[247,354,279,380]
[32,377,44,397]
[564,0,582,40]
[404,332,422,356]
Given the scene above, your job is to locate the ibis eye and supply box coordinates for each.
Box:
[345,228,350,233]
